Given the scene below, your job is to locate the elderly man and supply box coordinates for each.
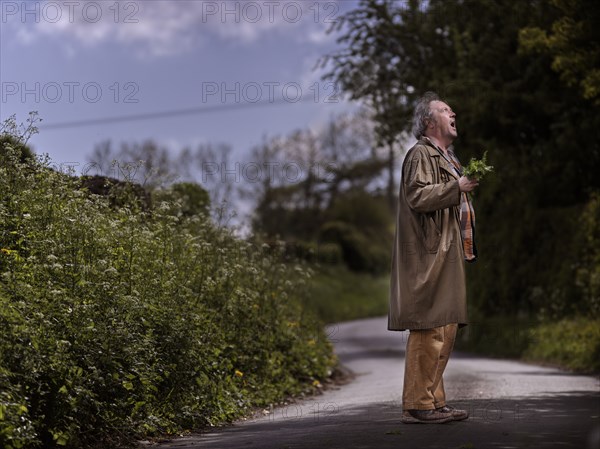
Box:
[389,91,478,424]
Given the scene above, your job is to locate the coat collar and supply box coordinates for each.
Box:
[418,137,460,180]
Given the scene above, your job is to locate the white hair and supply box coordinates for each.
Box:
[411,91,441,139]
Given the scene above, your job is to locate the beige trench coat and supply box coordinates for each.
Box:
[388,138,468,331]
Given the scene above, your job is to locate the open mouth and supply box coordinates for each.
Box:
[450,121,456,129]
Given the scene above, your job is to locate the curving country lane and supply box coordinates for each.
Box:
[152,316,600,449]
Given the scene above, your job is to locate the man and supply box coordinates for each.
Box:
[389,91,478,424]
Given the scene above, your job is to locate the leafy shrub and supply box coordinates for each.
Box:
[315,242,344,265]
[524,318,600,373]
[79,175,152,211]
[455,315,600,374]
[574,192,600,317]
[305,265,389,323]
[0,133,34,164]
[276,240,343,266]
[319,221,389,273]
[454,315,535,359]
[152,182,210,217]
[0,116,335,448]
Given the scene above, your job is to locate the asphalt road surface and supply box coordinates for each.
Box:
[151,316,600,449]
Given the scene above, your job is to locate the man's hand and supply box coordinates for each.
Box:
[459,176,479,193]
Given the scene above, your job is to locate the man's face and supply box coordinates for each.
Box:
[429,100,457,141]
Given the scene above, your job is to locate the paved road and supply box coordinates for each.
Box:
[152,316,600,449]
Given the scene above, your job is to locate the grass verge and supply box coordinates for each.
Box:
[523,318,600,373]
[455,315,600,374]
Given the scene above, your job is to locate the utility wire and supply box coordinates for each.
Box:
[38,96,326,130]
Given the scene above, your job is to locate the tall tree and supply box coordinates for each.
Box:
[519,0,600,105]
[320,0,420,208]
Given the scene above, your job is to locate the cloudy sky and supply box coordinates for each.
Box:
[0,0,361,175]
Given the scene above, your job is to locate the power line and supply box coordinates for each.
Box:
[38,96,324,130]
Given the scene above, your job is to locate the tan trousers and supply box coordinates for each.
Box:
[402,323,458,411]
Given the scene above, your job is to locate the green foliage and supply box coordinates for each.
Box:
[462,151,494,180]
[152,182,210,217]
[519,0,600,105]
[0,134,34,165]
[305,265,389,324]
[319,221,388,273]
[250,113,394,274]
[524,318,600,373]
[456,314,600,373]
[277,240,343,266]
[0,118,335,449]
[318,191,392,273]
[455,316,536,359]
[574,193,600,317]
[79,175,151,211]
[316,243,344,265]
[320,0,416,146]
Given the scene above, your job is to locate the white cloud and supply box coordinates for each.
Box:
[4,0,343,58]
[303,27,336,45]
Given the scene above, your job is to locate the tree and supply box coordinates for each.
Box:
[519,0,600,105]
[320,0,417,208]
[247,110,393,272]
[188,142,235,211]
[86,139,225,221]
[152,181,211,218]
[87,139,176,187]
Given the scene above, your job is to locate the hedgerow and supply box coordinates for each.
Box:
[0,115,335,448]
[524,318,600,373]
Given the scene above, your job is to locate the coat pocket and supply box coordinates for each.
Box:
[420,213,442,253]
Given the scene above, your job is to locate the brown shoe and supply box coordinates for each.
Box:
[401,409,453,424]
[436,405,469,421]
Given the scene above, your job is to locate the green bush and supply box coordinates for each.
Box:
[277,240,343,266]
[306,265,389,324]
[574,192,600,317]
[315,242,344,265]
[0,118,335,449]
[319,221,389,273]
[454,316,535,359]
[524,318,600,373]
[455,315,600,373]
[152,182,210,217]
